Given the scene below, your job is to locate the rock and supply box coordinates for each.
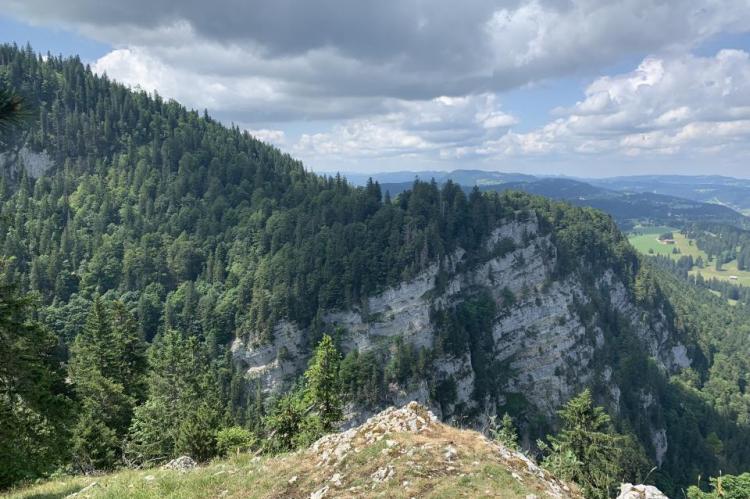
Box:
[162,455,197,472]
[444,445,458,462]
[330,473,343,487]
[310,485,329,499]
[64,481,99,498]
[617,483,669,499]
[308,402,438,467]
[289,475,298,484]
[371,464,395,483]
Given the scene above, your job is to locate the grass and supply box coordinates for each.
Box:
[5,416,579,499]
[628,226,750,287]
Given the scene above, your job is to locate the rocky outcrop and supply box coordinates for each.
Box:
[232,211,691,462]
[305,401,581,498]
[617,483,669,499]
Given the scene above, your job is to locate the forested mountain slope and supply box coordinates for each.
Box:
[1,45,750,496]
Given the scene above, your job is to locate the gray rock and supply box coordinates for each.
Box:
[162,455,197,472]
[617,483,669,499]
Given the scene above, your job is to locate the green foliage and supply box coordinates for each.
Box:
[687,472,750,499]
[0,85,27,134]
[490,413,519,450]
[2,43,750,495]
[216,427,256,456]
[0,260,72,488]
[303,334,343,433]
[263,390,308,453]
[265,335,344,452]
[125,330,223,464]
[541,390,628,499]
[68,298,147,471]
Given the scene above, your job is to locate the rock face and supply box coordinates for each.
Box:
[617,483,669,499]
[233,211,690,462]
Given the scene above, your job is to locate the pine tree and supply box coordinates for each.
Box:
[303,334,343,433]
[68,298,147,471]
[490,413,519,450]
[541,389,625,499]
[0,261,72,488]
[126,330,223,464]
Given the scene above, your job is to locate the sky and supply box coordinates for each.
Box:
[3,1,750,178]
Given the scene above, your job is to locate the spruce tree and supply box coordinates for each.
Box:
[541,389,624,499]
[126,330,223,464]
[490,413,519,450]
[303,334,343,433]
[68,298,147,471]
[0,262,72,488]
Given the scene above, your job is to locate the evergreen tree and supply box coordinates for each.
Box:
[263,390,307,453]
[540,389,625,499]
[126,330,223,464]
[303,334,343,433]
[0,86,26,133]
[0,261,72,488]
[68,298,147,470]
[490,413,519,450]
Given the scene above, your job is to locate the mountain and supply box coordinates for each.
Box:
[341,169,536,187]
[589,175,750,215]
[480,178,750,230]
[377,176,748,229]
[2,45,750,496]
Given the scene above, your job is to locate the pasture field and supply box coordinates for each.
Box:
[628,226,750,286]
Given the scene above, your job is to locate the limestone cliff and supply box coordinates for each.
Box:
[232,211,690,464]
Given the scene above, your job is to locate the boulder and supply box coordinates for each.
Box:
[162,455,197,472]
[617,483,669,499]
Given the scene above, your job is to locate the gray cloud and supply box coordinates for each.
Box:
[6,0,750,176]
[8,0,750,106]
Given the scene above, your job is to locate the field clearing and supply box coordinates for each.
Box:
[628,226,750,286]
[690,260,750,287]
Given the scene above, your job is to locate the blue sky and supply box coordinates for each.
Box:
[3,2,750,178]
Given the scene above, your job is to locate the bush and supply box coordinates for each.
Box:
[216,426,256,456]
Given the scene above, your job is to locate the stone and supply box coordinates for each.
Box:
[330,473,343,487]
[371,465,395,483]
[162,455,197,472]
[310,485,329,499]
[616,483,669,499]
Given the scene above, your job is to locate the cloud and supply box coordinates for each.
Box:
[476,50,750,159]
[7,0,750,175]
[8,0,750,121]
[293,94,517,159]
[244,129,287,146]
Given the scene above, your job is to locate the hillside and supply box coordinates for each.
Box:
[6,403,581,499]
[590,175,750,216]
[2,45,750,497]
[374,176,749,230]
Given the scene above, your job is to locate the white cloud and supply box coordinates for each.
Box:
[293,94,517,160]
[8,0,750,175]
[474,50,750,161]
[244,129,287,146]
